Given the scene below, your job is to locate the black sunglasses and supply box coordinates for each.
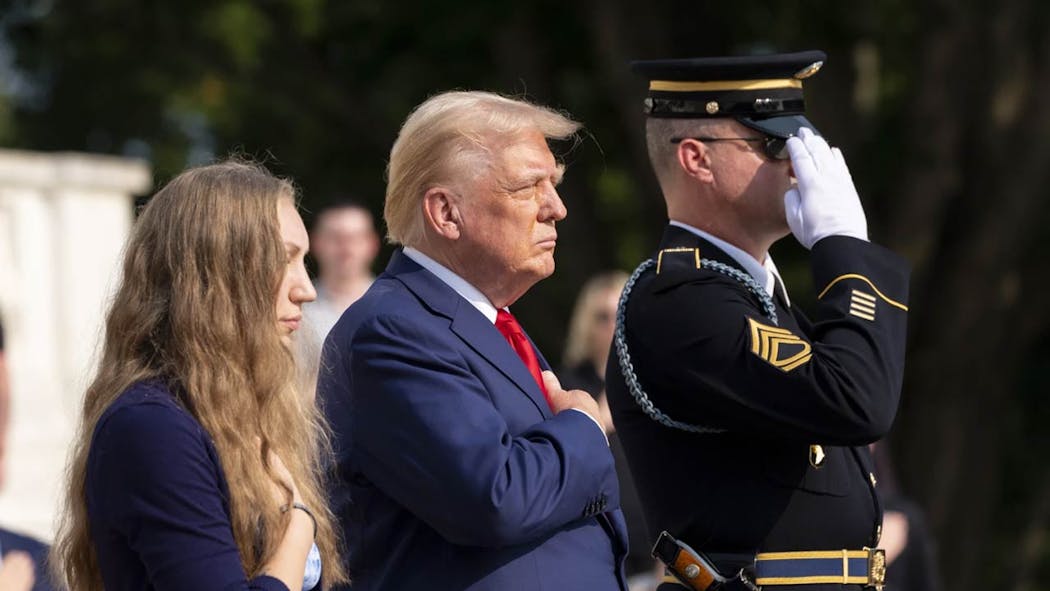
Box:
[669,135,790,161]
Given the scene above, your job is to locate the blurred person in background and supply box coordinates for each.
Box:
[0,317,8,491]
[302,201,379,351]
[0,550,35,591]
[560,271,628,429]
[51,161,347,591]
[0,317,51,591]
[560,271,659,590]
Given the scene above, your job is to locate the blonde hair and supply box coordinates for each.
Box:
[384,90,581,246]
[563,271,629,368]
[51,160,347,590]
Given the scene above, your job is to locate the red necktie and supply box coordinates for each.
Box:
[495,309,553,410]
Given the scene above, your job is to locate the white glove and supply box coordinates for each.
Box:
[783,127,868,249]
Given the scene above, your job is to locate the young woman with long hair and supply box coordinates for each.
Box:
[51,160,347,590]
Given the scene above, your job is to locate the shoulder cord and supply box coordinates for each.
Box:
[613,257,778,434]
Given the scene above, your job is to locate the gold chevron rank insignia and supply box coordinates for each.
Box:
[747,318,812,372]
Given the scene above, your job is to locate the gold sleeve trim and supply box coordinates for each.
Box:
[817,274,908,311]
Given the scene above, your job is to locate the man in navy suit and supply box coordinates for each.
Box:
[318,91,628,590]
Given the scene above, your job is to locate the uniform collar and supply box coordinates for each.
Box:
[668,220,790,306]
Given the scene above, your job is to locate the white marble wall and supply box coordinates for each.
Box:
[0,150,151,541]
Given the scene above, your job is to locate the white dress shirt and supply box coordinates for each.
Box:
[403,247,498,322]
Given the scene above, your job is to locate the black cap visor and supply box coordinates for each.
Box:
[738,114,819,139]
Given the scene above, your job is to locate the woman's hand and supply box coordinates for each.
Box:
[267,446,304,507]
[258,443,316,590]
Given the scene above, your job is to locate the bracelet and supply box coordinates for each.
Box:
[281,501,317,539]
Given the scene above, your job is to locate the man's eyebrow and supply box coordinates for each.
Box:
[553,164,566,185]
[516,164,566,185]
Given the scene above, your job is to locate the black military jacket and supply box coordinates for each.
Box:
[606,225,910,588]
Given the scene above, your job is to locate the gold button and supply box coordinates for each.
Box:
[809,444,826,468]
[705,101,719,114]
[684,564,700,578]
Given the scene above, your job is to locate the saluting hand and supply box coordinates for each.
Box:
[784,127,868,249]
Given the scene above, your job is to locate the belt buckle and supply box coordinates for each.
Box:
[865,547,886,590]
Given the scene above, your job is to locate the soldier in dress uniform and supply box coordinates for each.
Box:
[605,50,911,590]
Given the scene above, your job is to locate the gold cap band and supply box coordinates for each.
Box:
[649,79,803,92]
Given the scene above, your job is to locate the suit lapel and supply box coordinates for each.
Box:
[449,309,554,419]
[388,250,554,420]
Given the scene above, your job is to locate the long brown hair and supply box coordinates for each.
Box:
[51,160,347,589]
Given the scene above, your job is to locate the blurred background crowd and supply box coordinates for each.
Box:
[0,1,1048,589]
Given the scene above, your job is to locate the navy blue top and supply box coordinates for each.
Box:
[85,380,289,591]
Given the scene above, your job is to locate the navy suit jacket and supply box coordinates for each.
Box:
[318,250,628,590]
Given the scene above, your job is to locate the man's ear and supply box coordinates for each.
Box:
[422,187,462,240]
[676,139,715,184]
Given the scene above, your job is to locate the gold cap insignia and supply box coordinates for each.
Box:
[747,318,812,372]
[794,61,824,79]
[705,101,720,114]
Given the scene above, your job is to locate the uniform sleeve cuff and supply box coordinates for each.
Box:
[811,235,910,306]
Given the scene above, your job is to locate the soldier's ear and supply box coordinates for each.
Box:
[422,187,462,240]
[676,139,715,184]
